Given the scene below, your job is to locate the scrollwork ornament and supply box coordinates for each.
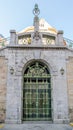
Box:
[33,4,40,16]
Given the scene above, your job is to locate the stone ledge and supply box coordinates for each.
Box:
[2,124,73,130]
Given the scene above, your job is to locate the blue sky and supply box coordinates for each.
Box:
[0,0,73,40]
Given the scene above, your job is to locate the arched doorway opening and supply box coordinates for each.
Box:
[22,61,52,121]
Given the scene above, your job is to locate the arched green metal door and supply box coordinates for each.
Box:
[22,62,52,121]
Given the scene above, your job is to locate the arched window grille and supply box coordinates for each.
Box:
[22,61,52,121]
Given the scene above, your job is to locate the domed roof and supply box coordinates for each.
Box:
[19,18,57,34]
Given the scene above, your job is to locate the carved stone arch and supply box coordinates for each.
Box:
[15,53,34,76]
[23,59,51,74]
[16,56,58,76]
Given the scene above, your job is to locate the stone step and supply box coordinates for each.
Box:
[0,124,72,130]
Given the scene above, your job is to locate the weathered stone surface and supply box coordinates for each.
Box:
[4,47,69,124]
[0,45,73,123]
[0,57,7,122]
[67,57,73,122]
[0,124,72,130]
[0,16,73,124]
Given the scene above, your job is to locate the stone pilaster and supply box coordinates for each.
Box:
[57,30,64,45]
[0,57,7,122]
[10,30,16,45]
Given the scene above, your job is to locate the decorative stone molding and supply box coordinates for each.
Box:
[33,31,41,41]
[15,55,58,76]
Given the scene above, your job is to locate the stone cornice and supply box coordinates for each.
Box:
[6,44,68,50]
[0,44,73,52]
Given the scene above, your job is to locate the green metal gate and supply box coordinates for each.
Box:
[22,62,52,121]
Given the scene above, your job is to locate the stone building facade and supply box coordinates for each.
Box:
[0,4,73,124]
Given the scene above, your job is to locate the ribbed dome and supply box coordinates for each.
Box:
[19,18,57,34]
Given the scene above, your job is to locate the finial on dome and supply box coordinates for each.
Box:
[33,4,40,16]
[33,4,41,41]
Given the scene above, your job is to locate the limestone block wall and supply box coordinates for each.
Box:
[0,57,7,122]
[67,57,73,122]
[5,47,69,123]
